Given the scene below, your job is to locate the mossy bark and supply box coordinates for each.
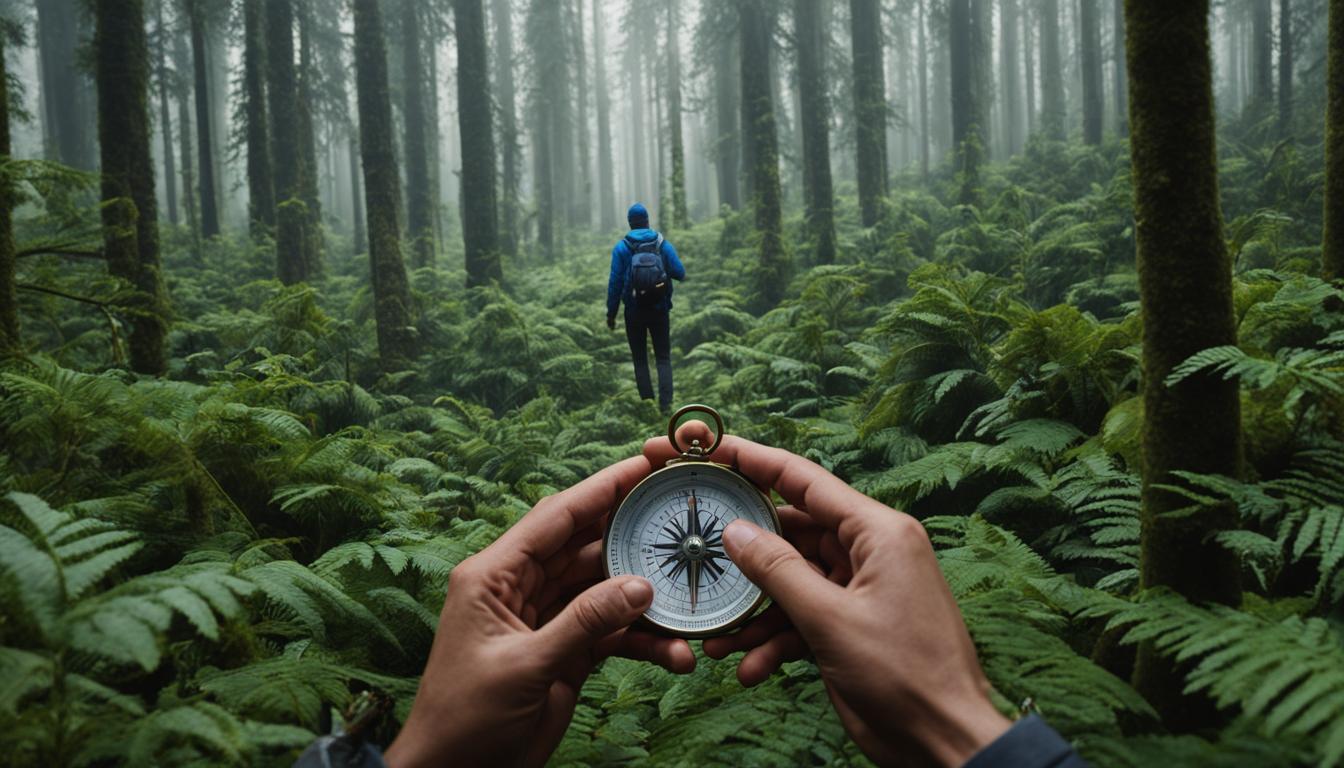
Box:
[740,0,789,309]
[1079,0,1103,145]
[0,32,17,353]
[1039,0,1065,139]
[1324,0,1344,281]
[795,0,836,263]
[242,0,274,237]
[851,0,888,227]
[1126,0,1242,729]
[296,12,324,277]
[188,0,219,238]
[402,0,435,270]
[456,0,502,286]
[591,0,616,231]
[267,0,308,284]
[666,0,689,230]
[96,0,167,376]
[353,0,416,371]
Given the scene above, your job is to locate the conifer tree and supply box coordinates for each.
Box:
[267,0,308,284]
[242,0,274,237]
[403,0,435,270]
[851,0,888,226]
[740,0,788,308]
[1325,0,1344,280]
[795,0,836,262]
[0,26,15,352]
[456,0,502,286]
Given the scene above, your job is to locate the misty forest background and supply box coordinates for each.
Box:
[2,0,1344,764]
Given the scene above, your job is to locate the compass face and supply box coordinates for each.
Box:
[604,462,779,637]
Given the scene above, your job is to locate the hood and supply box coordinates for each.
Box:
[625,228,659,243]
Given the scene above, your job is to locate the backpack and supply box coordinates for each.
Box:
[626,234,668,307]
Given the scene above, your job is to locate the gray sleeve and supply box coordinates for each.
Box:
[962,716,1090,768]
[293,735,388,768]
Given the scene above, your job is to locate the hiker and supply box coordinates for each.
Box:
[605,202,685,411]
[300,422,1086,768]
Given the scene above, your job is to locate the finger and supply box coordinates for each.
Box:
[722,520,842,636]
[597,629,697,674]
[702,603,794,659]
[736,630,810,687]
[495,454,654,561]
[537,576,654,665]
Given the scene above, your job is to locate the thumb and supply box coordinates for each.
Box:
[539,576,653,662]
[723,520,839,635]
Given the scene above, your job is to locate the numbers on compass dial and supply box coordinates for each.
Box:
[605,465,779,636]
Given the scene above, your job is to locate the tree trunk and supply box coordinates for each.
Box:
[1040,0,1066,139]
[1126,0,1243,728]
[714,33,741,212]
[666,0,689,229]
[174,29,200,257]
[1000,0,1020,155]
[188,0,219,237]
[348,130,366,255]
[851,0,888,227]
[740,0,788,309]
[96,0,167,375]
[242,0,274,237]
[297,11,324,277]
[154,0,177,226]
[402,0,435,270]
[1278,0,1292,137]
[353,0,416,370]
[528,0,565,258]
[0,31,17,352]
[1326,0,1344,280]
[1250,0,1273,110]
[572,0,593,228]
[267,0,307,284]
[950,0,983,203]
[456,0,502,286]
[592,0,616,230]
[36,0,97,170]
[1023,0,1036,136]
[629,41,648,204]
[1112,0,1127,137]
[1080,0,1103,145]
[796,0,836,263]
[493,0,521,254]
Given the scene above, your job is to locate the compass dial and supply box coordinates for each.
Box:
[604,462,779,637]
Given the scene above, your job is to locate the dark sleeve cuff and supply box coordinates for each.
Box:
[962,715,1089,768]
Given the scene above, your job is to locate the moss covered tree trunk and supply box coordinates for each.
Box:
[267,0,308,284]
[666,0,689,230]
[188,0,219,238]
[456,0,502,286]
[528,0,564,259]
[296,12,323,277]
[243,0,274,237]
[796,0,836,263]
[493,0,521,253]
[402,0,434,270]
[740,0,788,309]
[96,0,167,375]
[1324,0,1344,281]
[1080,0,1103,145]
[1126,0,1243,729]
[1040,0,1065,139]
[851,0,888,227]
[592,0,616,230]
[353,0,415,371]
[0,31,17,353]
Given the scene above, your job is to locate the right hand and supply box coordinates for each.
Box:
[642,425,1012,768]
[606,315,616,331]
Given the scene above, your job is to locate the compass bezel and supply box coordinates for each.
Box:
[602,458,782,638]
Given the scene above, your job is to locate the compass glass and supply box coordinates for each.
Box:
[604,462,779,636]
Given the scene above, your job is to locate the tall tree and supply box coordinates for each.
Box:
[950,0,984,202]
[1126,0,1243,727]
[1112,0,1127,137]
[456,0,502,286]
[267,0,308,284]
[154,0,177,225]
[592,0,616,230]
[714,31,741,212]
[851,0,888,227]
[353,0,416,370]
[1278,0,1292,137]
[1326,0,1344,280]
[1040,0,1065,139]
[1079,0,1103,144]
[95,0,168,375]
[571,0,593,228]
[740,0,788,308]
[528,0,565,258]
[493,0,521,253]
[296,10,323,277]
[174,27,200,255]
[36,0,97,169]
[348,129,366,254]
[795,0,836,262]
[242,0,274,236]
[1000,0,1021,154]
[402,0,435,269]
[1250,0,1273,109]
[0,26,16,352]
[666,0,689,229]
[918,0,931,177]
[187,0,219,237]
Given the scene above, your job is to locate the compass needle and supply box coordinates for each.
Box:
[690,559,700,612]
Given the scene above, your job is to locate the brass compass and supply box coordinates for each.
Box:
[603,405,781,637]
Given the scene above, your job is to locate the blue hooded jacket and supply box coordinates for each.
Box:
[607,204,685,316]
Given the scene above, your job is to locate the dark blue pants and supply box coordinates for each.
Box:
[624,306,672,409]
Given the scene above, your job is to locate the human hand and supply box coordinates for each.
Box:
[606,315,616,331]
[642,423,1011,768]
[384,457,697,768]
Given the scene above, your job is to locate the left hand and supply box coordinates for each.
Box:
[606,315,617,331]
[383,456,697,768]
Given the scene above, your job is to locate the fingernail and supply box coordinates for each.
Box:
[621,577,653,608]
[723,520,761,554]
